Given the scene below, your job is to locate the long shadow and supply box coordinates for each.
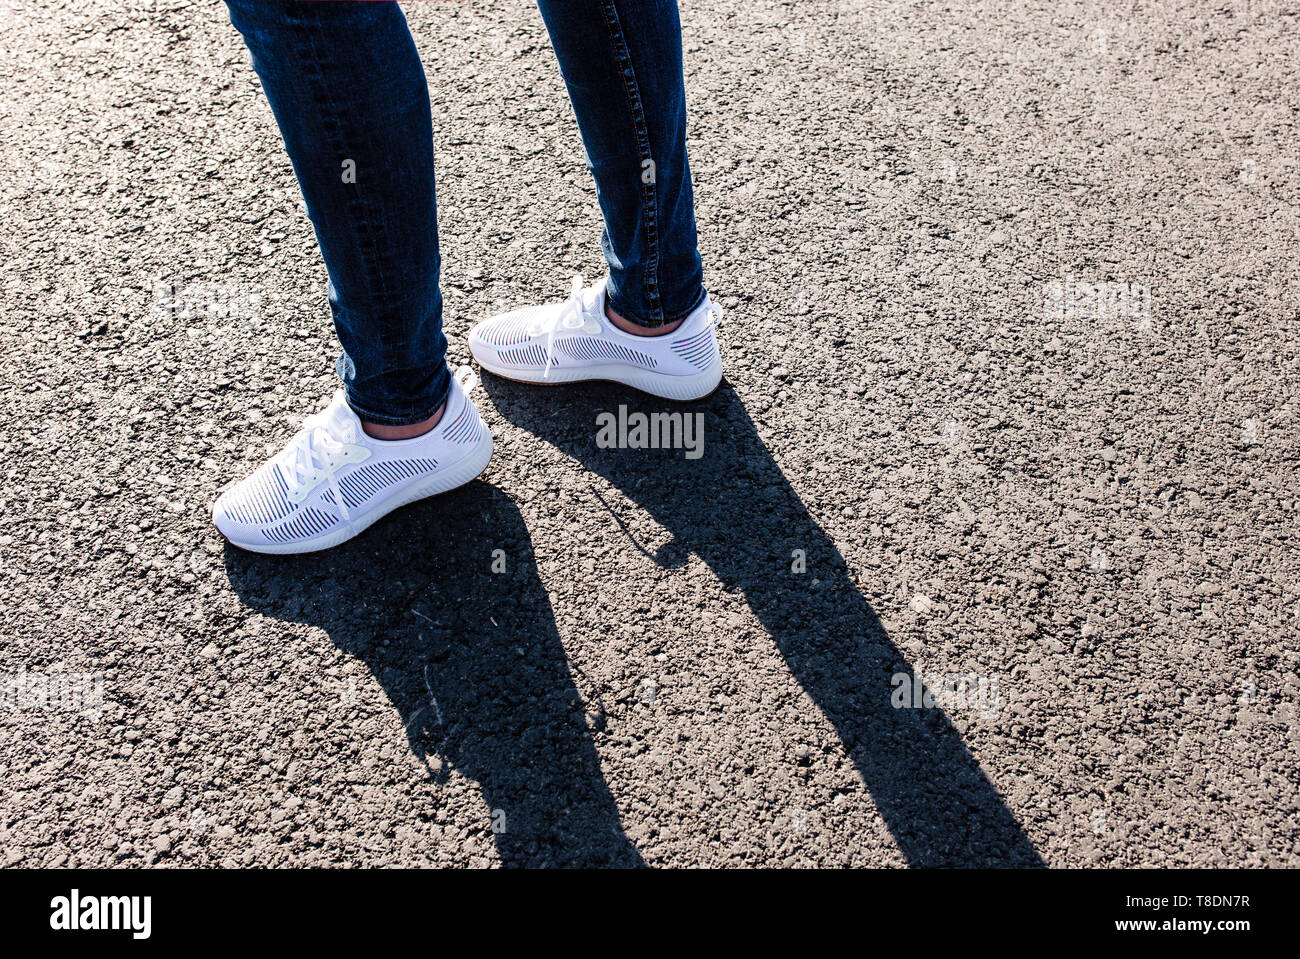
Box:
[224,482,644,868]
[483,377,1045,867]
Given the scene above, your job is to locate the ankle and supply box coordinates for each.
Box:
[361,401,446,440]
[605,300,684,337]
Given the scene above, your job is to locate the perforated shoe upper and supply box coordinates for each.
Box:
[213,375,487,550]
[469,278,720,379]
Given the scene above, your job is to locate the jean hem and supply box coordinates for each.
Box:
[343,376,452,427]
[608,284,707,329]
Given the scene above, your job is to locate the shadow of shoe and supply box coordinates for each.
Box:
[223,481,644,868]
[481,375,1045,867]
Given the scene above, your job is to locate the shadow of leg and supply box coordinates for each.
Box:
[483,377,1044,867]
[223,481,643,868]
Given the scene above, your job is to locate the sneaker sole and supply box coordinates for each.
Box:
[473,354,722,401]
[218,428,494,556]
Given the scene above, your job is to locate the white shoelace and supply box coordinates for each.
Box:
[284,415,356,521]
[525,274,601,379]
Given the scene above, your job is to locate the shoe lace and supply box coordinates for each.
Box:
[528,274,600,379]
[283,414,357,521]
[526,277,721,377]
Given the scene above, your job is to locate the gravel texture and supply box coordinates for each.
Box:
[1,0,1297,867]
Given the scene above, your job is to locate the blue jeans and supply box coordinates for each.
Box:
[224,0,706,425]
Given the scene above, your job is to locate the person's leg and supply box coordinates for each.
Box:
[535,0,706,334]
[215,1,493,555]
[471,1,721,399]
[224,0,449,432]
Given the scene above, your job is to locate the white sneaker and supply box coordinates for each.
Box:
[468,276,723,401]
[212,375,492,554]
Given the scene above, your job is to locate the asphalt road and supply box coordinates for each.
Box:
[1,0,1297,866]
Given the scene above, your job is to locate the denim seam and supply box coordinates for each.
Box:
[302,11,436,419]
[598,0,662,325]
[301,25,384,307]
[308,19,399,318]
